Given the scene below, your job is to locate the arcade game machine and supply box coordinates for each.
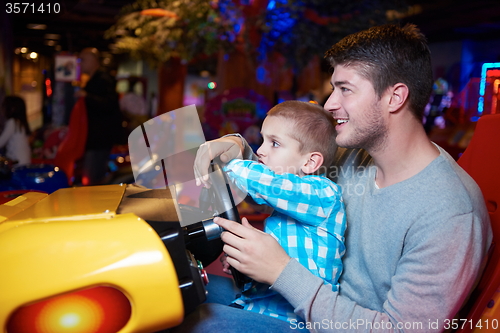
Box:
[0,105,248,333]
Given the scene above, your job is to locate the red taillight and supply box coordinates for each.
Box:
[45,78,52,97]
[7,286,131,333]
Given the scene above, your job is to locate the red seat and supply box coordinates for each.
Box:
[456,114,500,332]
[54,97,88,185]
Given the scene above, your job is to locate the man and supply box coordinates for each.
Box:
[180,24,492,333]
[75,47,122,185]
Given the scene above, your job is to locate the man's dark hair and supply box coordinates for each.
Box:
[325,24,433,120]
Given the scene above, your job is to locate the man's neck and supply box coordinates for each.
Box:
[369,119,440,188]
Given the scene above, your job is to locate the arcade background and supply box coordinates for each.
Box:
[0,0,500,185]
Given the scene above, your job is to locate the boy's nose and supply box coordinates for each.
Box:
[256,145,265,157]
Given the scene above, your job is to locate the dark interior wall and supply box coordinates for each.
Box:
[428,38,500,94]
[429,40,463,92]
[0,9,14,102]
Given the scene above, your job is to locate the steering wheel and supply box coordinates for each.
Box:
[200,157,252,289]
[205,158,240,222]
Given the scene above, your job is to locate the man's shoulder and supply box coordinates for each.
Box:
[426,148,485,213]
[428,148,477,190]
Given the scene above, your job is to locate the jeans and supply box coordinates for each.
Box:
[170,274,309,333]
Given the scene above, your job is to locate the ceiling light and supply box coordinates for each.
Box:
[27,23,47,30]
[30,52,38,59]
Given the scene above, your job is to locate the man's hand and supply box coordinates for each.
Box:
[214,217,291,285]
[194,137,244,188]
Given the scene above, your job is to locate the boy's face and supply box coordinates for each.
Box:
[256,116,310,175]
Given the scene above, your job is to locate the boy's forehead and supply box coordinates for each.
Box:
[262,116,300,142]
[262,115,295,132]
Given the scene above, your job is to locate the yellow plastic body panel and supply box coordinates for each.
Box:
[5,184,126,221]
[0,192,48,223]
[0,185,126,234]
[0,185,184,333]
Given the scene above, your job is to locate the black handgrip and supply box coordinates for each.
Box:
[210,158,252,289]
[230,266,253,289]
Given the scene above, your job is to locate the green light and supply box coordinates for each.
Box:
[207,81,217,89]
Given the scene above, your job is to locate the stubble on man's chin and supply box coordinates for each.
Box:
[335,115,388,153]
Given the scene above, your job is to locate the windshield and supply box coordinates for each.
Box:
[128,104,245,226]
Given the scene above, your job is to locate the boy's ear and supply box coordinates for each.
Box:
[301,152,324,174]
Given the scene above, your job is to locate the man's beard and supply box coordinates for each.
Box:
[336,101,388,154]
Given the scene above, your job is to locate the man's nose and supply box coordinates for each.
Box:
[324,91,340,113]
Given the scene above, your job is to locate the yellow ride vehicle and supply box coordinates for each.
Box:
[0,105,244,333]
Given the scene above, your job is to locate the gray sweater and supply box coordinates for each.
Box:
[238,136,492,332]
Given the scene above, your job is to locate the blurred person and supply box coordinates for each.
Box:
[75,47,122,185]
[119,77,147,132]
[120,77,147,117]
[0,96,31,166]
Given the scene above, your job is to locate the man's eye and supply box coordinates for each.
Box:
[341,87,350,92]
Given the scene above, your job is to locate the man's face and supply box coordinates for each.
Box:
[256,116,309,175]
[324,64,388,153]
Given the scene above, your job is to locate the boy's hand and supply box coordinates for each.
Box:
[194,137,244,188]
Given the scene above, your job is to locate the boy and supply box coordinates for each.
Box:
[220,100,346,323]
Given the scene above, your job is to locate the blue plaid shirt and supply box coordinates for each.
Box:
[223,159,346,323]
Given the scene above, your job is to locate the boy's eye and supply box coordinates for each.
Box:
[272,141,280,147]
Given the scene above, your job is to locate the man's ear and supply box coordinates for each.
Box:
[388,83,409,113]
[301,152,324,174]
